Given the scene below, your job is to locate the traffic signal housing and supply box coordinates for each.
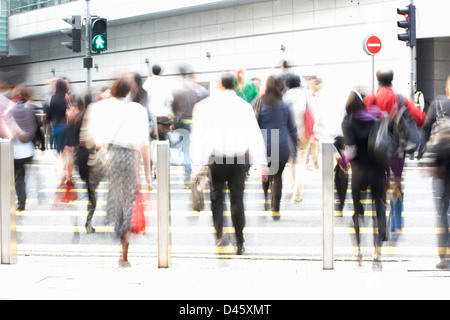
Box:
[61,15,82,53]
[397,4,416,47]
[91,17,107,52]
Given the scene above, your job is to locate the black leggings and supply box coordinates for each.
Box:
[351,163,387,247]
[262,162,286,212]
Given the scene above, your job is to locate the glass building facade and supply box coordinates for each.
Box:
[9,0,78,15]
[0,0,7,53]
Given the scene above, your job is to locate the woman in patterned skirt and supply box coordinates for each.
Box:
[86,75,151,267]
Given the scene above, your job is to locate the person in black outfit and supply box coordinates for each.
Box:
[255,75,297,219]
[75,95,103,234]
[423,75,450,269]
[342,90,387,270]
[47,79,68,155]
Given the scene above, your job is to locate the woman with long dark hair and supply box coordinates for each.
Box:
[342,90,387,270]
[254,75,297,220]
[48,78,68,156]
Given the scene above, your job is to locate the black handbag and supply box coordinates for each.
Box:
[191,178,205,212]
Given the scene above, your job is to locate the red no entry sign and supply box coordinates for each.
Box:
[363,35,382,55]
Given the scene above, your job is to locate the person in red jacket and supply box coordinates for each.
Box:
[364,70,426,126]
[364,69,427,238]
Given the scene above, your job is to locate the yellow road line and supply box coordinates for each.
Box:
[15,225,447,235]
[16,209,437,218]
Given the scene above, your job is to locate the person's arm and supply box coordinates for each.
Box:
[341,115,356,162]
[423,101,437,141]
[405,96,427,127]
[245,101,269,181]
[141,144,152,190]
[287,103,298,159]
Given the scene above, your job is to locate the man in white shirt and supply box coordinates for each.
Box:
[143,64,173,140]
[190,73,268,255]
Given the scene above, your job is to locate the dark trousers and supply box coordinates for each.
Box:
[209,158,247,245]
[262,162,286,212]
[432,176,450,260]
[14,157,32,209]
[388,156,405,231]
[77,146,104,228]
[351,163,387,247]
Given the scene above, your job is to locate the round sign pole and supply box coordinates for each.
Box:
[371,55,375,92]
[363,35,382,92]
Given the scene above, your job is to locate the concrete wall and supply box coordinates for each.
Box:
[417,37,450,105]
[0,0,441,100]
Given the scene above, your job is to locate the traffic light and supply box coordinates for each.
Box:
[91,17,107,52]
[397,4,416,47]
[61,15,82,53]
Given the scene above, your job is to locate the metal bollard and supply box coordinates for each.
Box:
[322,141,334,270]
[0,139,17,264]
[157,141,171,268]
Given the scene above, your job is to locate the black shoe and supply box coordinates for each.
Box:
[372,255,382,271]
[217,233,229,247]
[85,224,96,233]
[436,260,450,270]
[271,211,280,221]
[236,244,245,255]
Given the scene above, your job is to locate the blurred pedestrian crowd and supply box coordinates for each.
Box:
[0,62,449,270]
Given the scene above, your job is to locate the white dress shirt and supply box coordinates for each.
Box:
[84,97,149,152]
[190,89,267,167]
[142,75,174,117]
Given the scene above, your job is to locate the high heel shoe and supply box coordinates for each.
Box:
[355,252,362,266]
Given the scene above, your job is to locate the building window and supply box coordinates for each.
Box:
[10,0,80,15]
[0,0,7,53]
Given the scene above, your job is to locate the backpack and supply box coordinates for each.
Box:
[393,95,423,154]
[429,100,450,157]
[368,112,399,170]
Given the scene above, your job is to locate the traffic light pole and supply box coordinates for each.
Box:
[410,0,415,100]
[85,0,92,98]
[411,46,416,100]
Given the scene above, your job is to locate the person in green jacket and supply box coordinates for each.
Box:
[234,68,259,103]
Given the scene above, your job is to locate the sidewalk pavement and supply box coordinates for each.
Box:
[10,151,442,301]
[31,149,424,166]
[0,255,449,300]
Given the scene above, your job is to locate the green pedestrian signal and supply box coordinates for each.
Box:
[91,17,107,52]
[93,35,106,51]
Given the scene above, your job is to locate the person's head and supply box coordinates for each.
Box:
[111,76,131,98]
[54,78,68,97]
[221,73,236,90]
[286,74,301,89]
[307,76,322,93]
[132,72,143,89]
[179,64,193,79]
[235,68,246,84]
[11,84,32,101]
[152,64,162,76]
[63,77,71,91]
[281,60,290,73]
[345,90,366,114]
[252,77,261,91]
[263,75,285,108]
[376,69,394,87]
[99,86,111,100]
